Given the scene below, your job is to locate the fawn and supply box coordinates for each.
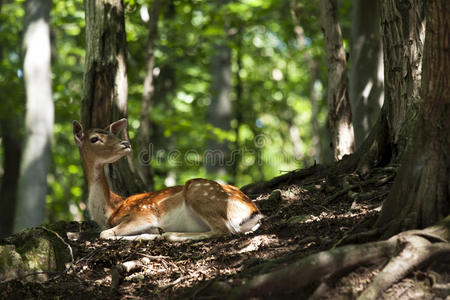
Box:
[73,119,262,241]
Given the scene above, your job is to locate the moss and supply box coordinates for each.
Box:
[0,245,25,282]
[17,235,56,280]
[0,226,73,282]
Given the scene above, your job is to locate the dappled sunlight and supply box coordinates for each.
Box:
[336,121,355,160]
[237,234,280,253]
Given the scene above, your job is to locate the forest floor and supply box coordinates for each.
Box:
[1,164,449,299]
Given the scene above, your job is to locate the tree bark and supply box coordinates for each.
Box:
[376,0,449,236]
[379,0,425,160]
[137,0,162,191]
[13,0,53,233]
[350,0,384,149]
[351,0,426,175]
[0,119,22,237]
[319,0,355,161]
[82,0,145,197]
[0,0,23,238]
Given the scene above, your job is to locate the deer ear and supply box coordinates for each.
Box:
[73,120,84,146]
[109,118,128,135]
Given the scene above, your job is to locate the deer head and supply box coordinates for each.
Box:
[72,119,131,166]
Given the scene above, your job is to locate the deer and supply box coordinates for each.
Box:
[73,119,262,241]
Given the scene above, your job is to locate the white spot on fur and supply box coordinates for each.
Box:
[203,192,208,196]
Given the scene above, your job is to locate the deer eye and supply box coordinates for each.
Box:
[90,137,100,143]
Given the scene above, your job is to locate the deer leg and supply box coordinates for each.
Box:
[161,207,230,241]
[100,219,162,240]
[104,233,162,241]
[161,231,220,242]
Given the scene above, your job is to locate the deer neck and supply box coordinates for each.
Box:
[83,159,114,229]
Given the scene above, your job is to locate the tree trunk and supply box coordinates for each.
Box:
[0,119,22,237]
[352,0,426,174]
[206,41,232,176]
[376,0,449,237]
[13,0,53,232]
[137,0,162,191]
[0,0,23,238]
[379,0,425,160]
[82,0,145,196]
[349,0,384,149]
[319,0,355,161]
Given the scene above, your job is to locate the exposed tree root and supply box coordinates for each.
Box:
[358,236,450,300]
[234,238,398,298]
[234,225,450,299]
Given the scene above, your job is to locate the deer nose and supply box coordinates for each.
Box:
[120,141,131,148]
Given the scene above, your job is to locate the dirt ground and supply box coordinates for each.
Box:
[1,165,449,299]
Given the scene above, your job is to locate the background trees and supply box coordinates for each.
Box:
[13,0,53,232]
[1,0,337,230]
[137,0,162,191]
[349,0,383,148]
[0,0,23,237]
[319,0,354,161]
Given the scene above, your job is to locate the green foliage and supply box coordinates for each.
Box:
[0,0,25,122]
[0,0,352,223]
[48,0,86,222]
